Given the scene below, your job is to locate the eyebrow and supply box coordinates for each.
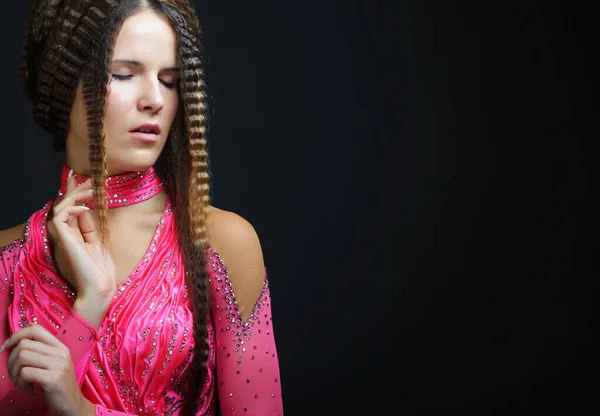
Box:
[111,59,180,72]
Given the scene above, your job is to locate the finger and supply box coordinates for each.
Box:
[6,338,53,385]
[53,205,91,226]
[52,206,90,237]
[56,185,94,210]
[65,169,93,193]
[17,366,53,393]
[6,339,55,373]
[7,338,55,364]
[56,178,93,208]
[55,191,94,232]
[49,206,92,254]
[66,168,76,194]
[66,172,92,195]
[78,209,101,244]
[9,349,49,390]
[2,324,63,352]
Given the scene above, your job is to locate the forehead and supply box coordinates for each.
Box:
[113,10,177,62]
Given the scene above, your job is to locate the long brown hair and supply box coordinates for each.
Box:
[21,0,211,413]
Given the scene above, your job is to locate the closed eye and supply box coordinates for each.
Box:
[111,74,133,81]
[111,74,176,89]
[160,80,177,89]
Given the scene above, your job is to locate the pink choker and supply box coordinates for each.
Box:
[57,164,165,209]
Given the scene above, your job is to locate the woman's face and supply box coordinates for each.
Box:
[68,9,180,175]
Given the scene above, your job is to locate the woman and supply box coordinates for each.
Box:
[0,0,283,415]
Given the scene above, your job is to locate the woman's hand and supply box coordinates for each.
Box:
[0,325,96,416]
[46,169,117,327]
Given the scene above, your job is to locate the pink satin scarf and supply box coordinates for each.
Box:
[57,164,165,209]
[7,165,206,413]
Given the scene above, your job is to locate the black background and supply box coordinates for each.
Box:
[0,1,594,414]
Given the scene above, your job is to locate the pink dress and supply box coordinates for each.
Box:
[0,197,283,415]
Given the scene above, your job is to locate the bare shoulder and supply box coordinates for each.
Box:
[206,206,266,319]
[0,222,27,248]
[206,206,265,273]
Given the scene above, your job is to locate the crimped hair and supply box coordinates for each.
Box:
[21,0,212,414]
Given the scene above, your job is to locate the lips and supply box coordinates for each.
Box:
[130,131,159,143]
[130,123,161,135]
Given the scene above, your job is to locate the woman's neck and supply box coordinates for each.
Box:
[57,164,165,210]
[52,164,168,226]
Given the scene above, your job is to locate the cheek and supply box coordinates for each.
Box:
[166,92,179,117]
[103,88,138,143]
[161,93,179,132]
[105,85,136,121]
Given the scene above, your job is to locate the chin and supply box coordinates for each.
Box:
[107,156,161,175]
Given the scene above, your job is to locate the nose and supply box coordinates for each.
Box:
[137,77,164,113]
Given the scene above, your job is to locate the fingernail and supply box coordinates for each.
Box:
[68,168,73,181]
[0,339,9,353]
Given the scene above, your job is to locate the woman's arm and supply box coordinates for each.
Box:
[0,235,22,350]
[0,219,102,381]
[1,234,98,413]
[207,209,284,416]
[1,236,99,384]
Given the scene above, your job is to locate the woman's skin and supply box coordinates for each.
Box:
[0,9,267,416]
